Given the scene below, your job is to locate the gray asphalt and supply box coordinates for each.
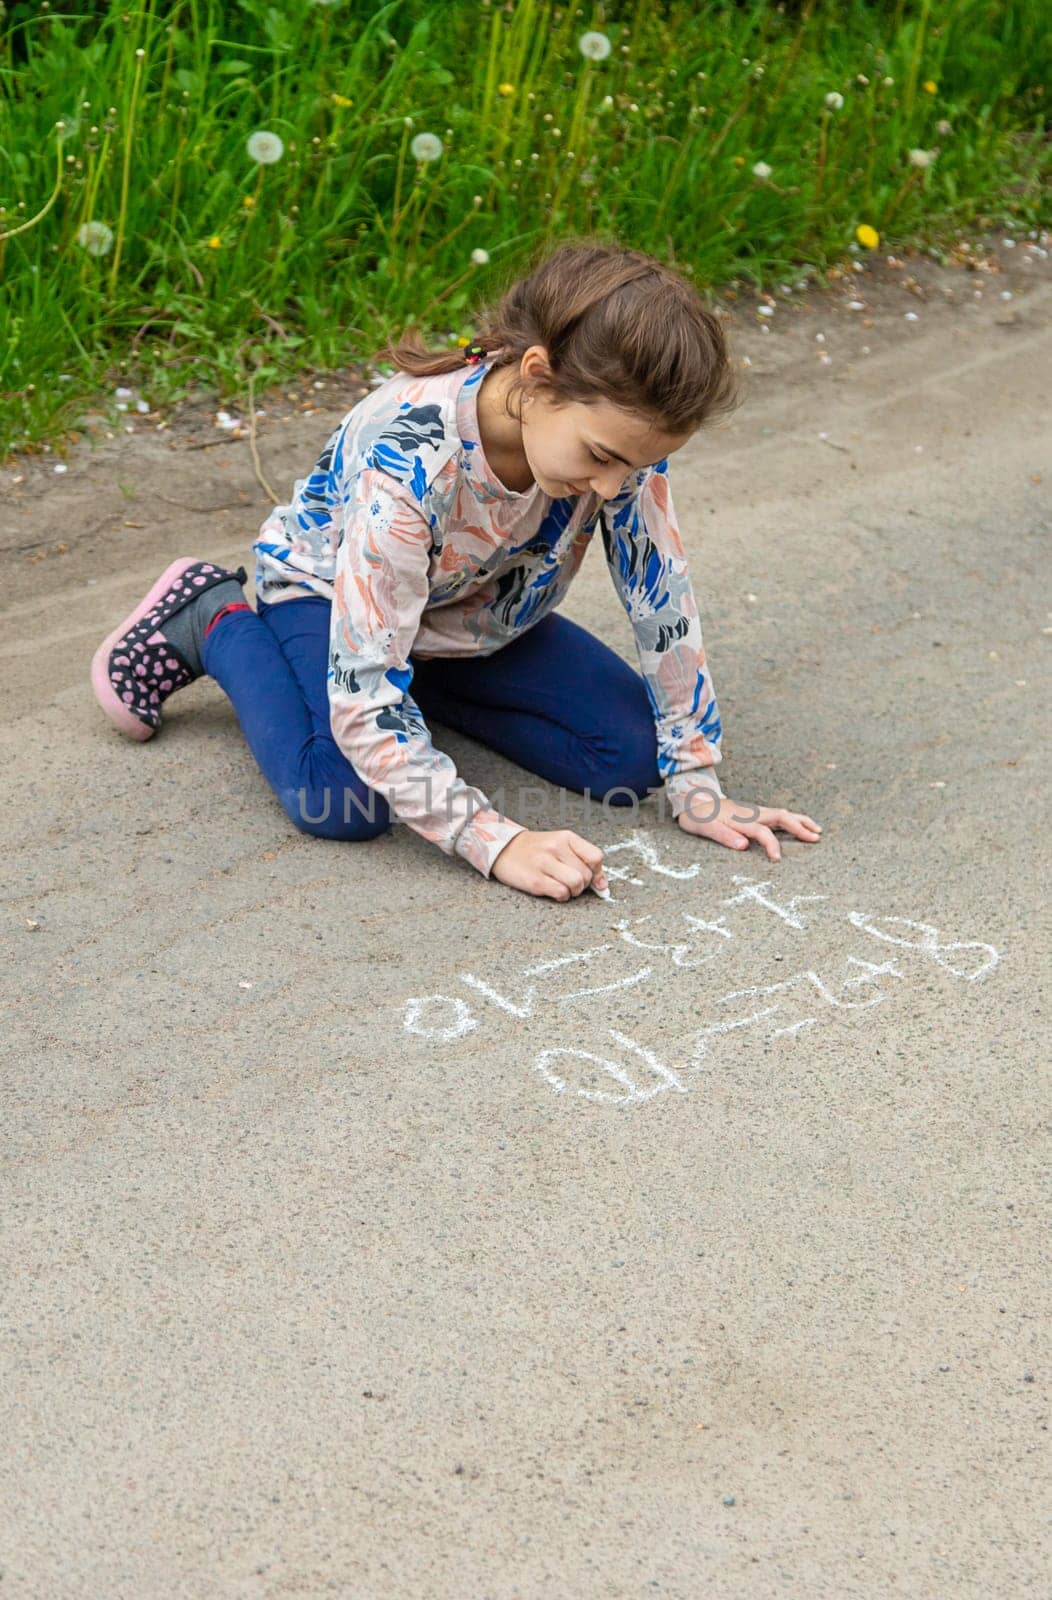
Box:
[2,262,1049,1597]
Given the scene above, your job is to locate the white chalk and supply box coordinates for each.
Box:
[589,881,614,902]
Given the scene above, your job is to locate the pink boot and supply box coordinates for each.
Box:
[90,557,248,741]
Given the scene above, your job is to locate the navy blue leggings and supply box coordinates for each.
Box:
[200,595,661,842]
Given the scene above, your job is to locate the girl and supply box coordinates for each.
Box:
[90,239,822,902]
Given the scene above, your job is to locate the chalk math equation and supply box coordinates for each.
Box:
[400,830,1003,1107]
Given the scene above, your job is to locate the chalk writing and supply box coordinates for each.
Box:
[535,1030,688,1106]
[845,913,1000,980]
[403,993,477,1042]
[720,876,829,929]
[398,830,1004,1101]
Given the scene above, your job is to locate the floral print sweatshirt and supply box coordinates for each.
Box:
[251,356,724,878]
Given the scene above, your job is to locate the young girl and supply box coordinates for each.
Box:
[90,239,822,901]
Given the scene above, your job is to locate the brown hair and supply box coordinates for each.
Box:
[371,234,741,438]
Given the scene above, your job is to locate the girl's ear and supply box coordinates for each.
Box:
[520,343,553,382]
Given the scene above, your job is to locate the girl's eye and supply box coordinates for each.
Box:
[589,451,611,465]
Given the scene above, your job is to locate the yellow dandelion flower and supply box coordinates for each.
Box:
[456,336,471,347]
[733,154,745,166]
[922,80,937,94]
[498,83,516,97]
[207,235,222,249]
[855,223,880,250]
[331,93,353,108]
[242,195,256,210]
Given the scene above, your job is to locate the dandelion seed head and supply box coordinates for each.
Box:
[410,132,443,162]
[247,130,284,165]
[752,160,772,179]
[908,147,936,168]
[578,30,612,61]
[936,119,953,135]
[471,248,490,265]
[825,91,844,110]
[75,220,114,257]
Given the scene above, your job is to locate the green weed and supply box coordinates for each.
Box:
[0,0,1047,459]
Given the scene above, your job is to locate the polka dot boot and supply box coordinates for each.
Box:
[90,557,249,741]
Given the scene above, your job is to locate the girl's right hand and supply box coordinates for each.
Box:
[491,828,608,901]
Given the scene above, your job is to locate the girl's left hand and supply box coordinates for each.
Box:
[676,794,822,861]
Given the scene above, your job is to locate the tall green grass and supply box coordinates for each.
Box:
[1,0,1047,461]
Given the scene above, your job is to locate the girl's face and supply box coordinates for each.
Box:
[517,345,694,501]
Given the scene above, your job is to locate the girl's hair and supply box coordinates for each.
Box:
[372,235,741,437]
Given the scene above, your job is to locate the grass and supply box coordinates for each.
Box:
[0,0,1048,462]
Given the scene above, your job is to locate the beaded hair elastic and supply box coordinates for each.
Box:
[463,341,487,364]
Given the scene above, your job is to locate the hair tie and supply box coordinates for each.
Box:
[463,341,487,364]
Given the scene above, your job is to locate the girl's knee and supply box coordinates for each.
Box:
[282,783,391,842]
[590,730,661,804]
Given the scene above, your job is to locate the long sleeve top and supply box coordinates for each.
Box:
[251,355,724,877]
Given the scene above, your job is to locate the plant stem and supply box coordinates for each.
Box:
[814,109,830,208]
[109,47,147,297]
[0,127,65,246]
[903,0,933,123]
[388,120,412,253]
